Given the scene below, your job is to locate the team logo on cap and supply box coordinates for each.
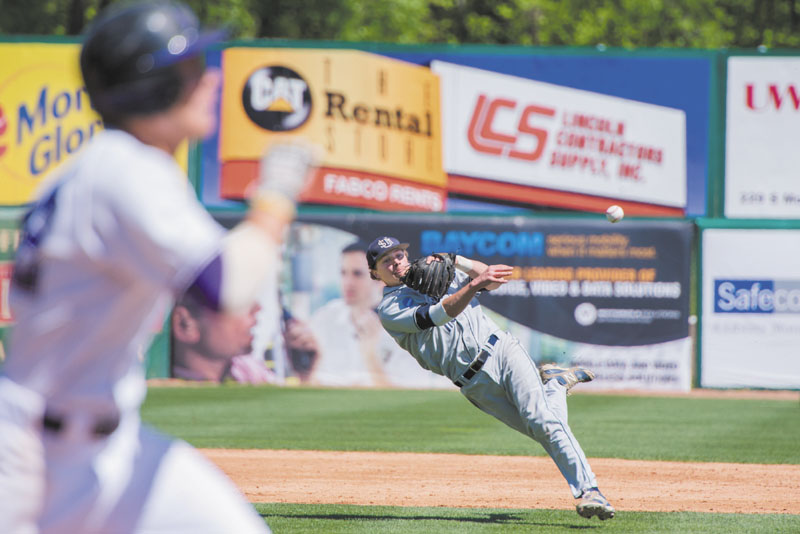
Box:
[377,237,395,248]
[242,65,312,132]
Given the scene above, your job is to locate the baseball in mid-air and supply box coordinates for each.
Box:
[605,205,624,223]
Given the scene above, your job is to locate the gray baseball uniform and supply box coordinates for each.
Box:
[378,270,598,498]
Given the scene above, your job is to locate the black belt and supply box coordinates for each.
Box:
[42,411,120,438]
[454,334,499,387]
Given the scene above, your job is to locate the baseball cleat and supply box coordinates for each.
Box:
[576,488,615,520]
[539,363,595,394]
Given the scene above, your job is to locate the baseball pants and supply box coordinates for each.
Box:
[0,378,269,534]
[458,332,598,498]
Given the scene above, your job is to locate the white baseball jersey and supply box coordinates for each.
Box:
[5,128,224,416]
[0,129,268,534]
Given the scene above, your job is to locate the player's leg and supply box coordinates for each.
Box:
[505,337,599,496]
[37,412,268,534]
[463,335,597,497]
[132,424,270,534]
[502,337,614,518]
[0,378,46,534]
[462,371,614,519]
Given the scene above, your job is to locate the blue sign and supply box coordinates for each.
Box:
[714,279,800,313]
[299,213,693,346]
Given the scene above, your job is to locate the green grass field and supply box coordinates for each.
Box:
[256,503,799,534]
[142,385,800,533]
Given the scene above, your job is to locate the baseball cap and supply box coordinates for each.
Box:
[366,236,409,270]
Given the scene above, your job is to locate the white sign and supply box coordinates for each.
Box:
[432,61,687,207]
[571,339,692,392]
[701,229,800,388]
[725,57,800,218]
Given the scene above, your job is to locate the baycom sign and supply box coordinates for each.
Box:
[714,279,800,313]
[432,60,687,209]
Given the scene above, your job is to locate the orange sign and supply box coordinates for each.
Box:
[219,48,445,209]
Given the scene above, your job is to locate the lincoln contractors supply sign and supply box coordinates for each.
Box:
[701,229,800,388]
[289,213,693,391]
[432,61,687,211]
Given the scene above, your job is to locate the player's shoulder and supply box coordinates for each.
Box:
[84,130,184,194]
[378,285,426,313]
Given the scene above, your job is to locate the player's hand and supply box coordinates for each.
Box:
[470,264,513,291]
[257,138,320,201]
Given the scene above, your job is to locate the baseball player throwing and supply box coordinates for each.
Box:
[0,2,317,533]
[367,236,615,520]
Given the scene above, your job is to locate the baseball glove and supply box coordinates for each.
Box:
[401,253,456,301]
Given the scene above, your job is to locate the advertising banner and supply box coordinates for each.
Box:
[432,61,687,212]
[701,229,800,388]
[216,48,445,211]
[384,50,713,217]
[0,208,22,363]
[0,43,102,206]
[725,57,800,219]
[245,213,692,391]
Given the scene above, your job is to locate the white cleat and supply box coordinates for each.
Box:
[576,488,616,520]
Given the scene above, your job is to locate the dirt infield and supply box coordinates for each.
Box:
[202,448,800,515]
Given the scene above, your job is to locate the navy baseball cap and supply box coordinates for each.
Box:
[366,236,409,270]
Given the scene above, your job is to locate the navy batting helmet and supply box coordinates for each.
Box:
[80,0,225,124]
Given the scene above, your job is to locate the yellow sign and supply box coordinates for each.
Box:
[220,48,445,187]
[0,42,191,206]
[0,43,102,205]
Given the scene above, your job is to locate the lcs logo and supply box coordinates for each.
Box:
[0,105,7,158]
[242,66,312,131]
[467,94,555,161]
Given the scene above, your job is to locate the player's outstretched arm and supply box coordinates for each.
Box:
[187,140,319,315]
[451,254,487,278]
[441,262,513,318]
[452,255,509,291]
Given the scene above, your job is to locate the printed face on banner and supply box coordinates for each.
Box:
[725,57,800,219]
[431,60,687,209]
[218,48,446,212]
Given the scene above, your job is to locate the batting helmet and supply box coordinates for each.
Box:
[80,0,225,124]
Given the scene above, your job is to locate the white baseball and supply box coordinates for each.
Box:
[606,205,624,223]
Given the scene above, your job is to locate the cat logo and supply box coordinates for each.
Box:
[242,65,312,131]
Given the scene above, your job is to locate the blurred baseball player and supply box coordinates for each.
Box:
[0,2,318,533]
[367,236,616,520]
